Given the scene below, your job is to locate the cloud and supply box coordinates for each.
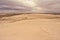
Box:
[36,0,60,13]
[0,0,33,13]
[0,0,60,13]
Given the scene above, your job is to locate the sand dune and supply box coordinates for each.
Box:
[0,14,60,40]
[0,14,60,23]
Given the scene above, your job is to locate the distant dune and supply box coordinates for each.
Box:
[0,13,60,40]
[0,13,60,23]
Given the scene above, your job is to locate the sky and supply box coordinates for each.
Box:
[0,0,60,13]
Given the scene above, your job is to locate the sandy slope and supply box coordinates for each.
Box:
[0,14,60,40]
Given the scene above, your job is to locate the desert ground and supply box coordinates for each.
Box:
[0,13,60,40]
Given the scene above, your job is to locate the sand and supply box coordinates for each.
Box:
[0,14,60,40]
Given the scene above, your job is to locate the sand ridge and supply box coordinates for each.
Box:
[0,14,60,23]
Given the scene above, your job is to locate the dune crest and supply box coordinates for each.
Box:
[0,14,60,23]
